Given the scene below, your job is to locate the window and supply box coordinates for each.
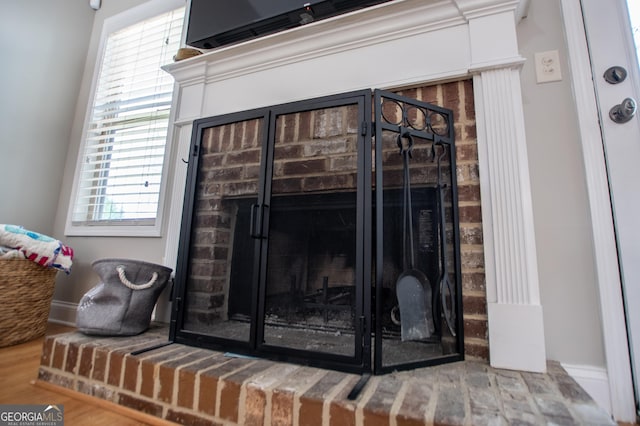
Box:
[66,0,185,236]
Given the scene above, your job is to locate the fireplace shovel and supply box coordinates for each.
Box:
[395,133,435,341]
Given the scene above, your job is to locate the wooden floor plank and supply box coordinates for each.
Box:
[0,323,159,425]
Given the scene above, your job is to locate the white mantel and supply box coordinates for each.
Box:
[161,0,545,372]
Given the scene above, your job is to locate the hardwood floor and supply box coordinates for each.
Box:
[0,323,167,425]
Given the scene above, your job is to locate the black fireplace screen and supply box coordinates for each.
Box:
[170,89,463,374]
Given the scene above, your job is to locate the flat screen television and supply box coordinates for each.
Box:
[186,0,393,49]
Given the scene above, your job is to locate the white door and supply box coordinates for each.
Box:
[581,0,640,415]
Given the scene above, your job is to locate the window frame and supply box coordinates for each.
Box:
[65,0,186,237]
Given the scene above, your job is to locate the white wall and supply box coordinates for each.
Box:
[49,0,169,318]
[0,0,93,233]
[517,0,606,367]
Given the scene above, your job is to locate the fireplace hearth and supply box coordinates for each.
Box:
[170,88,467,374]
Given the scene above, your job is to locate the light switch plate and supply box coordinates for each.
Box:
[535,50,562,83]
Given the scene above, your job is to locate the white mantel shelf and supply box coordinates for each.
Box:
[161,0,545,372]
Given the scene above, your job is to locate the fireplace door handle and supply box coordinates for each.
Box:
[250,204,261,239]
[249,204,268,239]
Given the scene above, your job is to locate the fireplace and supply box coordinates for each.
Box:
[157,0,542,378]
[169,88,469,374]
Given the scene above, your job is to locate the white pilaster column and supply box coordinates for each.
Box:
[473,66,546,372]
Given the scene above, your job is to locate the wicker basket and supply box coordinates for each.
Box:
[0,258,58,347]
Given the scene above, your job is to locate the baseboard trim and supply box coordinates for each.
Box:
[562,362,612,415]
[48,300,77,327]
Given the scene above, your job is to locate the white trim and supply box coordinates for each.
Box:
[562,363,613,415]
[474,66,546,372]
[49,300,78,327]
[559,0,636,421]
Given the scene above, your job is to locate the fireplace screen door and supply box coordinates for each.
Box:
[171,89,462,374]
[171,91,371,372]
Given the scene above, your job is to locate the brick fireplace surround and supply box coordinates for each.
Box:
[36,81,613,426]
[38,325,613,425]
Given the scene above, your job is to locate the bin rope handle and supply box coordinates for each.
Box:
[116,265,158,290]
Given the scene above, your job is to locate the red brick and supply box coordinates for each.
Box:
[313,108,346,138]
[177,354,225,409]
[464,318,488,340]
[222,181,258,197]
[463,79,475,120]
[199,371,219,416]
[232,121,245,151]
[244,119,262,149]
[397,382,433,426]
[299,371,344,426]
[158,363,177,403]
[298,396,323,426]
[282,158,327,176]
[140,358,156,398]
[459,225,483,245]
[219,380,242,423]
[272,177,304,194]
[225,149,261,166]
[244,386,267,426]
[166,409,222,426]
[51,341,66,370]
[298,111,313,141]
[330,402,356,426]
[465,340,490,360]
[443,81,462,115]
[461,250,485,270]
[458,205,482,223]
[462,272,485,292]
[64,342,79,373]
[420,85,440,104]
[123,355,140,392]
[303,173,355,192]
[92,348,108,382]
[456,144,478,162]
[107,351,125,387]
[40,337,54,367]
[434,386,466,425]
[463,295,487,316]
[118,393,163,418]
[201,153,223,169]
[210,165,243,181]
[362,378,403,426]
[271,389,294,426]
[77,345,94,377]
[457,185,481,203]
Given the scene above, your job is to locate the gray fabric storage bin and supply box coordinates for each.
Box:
[76,258,172,336]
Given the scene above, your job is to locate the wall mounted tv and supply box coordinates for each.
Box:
[186,0,393,49]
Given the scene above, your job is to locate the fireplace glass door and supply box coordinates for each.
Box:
[171,109,269,348]
[171,91,371,372]
[257,95,369,366]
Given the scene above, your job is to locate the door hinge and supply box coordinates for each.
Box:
[361,121,369,136]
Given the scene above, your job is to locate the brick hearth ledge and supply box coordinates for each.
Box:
[37,326,614,425]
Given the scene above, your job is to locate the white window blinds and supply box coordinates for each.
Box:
[71,6,185,228]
